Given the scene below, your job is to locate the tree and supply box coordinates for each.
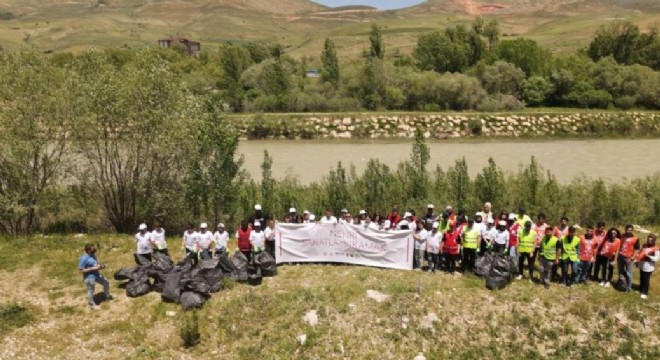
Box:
[321,38,340,87]
[407,128,430,201]
[483,19,500,51]
[261,150,274,216]
[474,158,505,209]
[414,31,468,73]
[496,38,552,76]
[447,158,471,210]
[219,45,252,111]
[0,50,79,234]
[74,49,196,233]
[327,162,349,215]
[369,24,385,60]
[587,21,642,65]
[522,76,554,106]
[478,60,526,97]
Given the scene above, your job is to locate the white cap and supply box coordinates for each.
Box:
[484,202,492,207]
[138,223,147,230]
[303,210,310,214]
[498,220,507,226]
[404,212,412,218]
[200,222,208,228]
[254,204,262,211]
[359,209,366,215]
[399,220,409,228]
[487,219,495,224]
[432,222,439,229]
[254,221,261,227]
[446,205,453,210]
[508,213,516,220]
[427,204,434,209]
[289,207,296,213]
[309,214,316,221]
[217,223,225,228]
[341,208,348,213]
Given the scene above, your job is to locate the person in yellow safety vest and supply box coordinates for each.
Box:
[517,221,537,281]
[461,219,481,273]
[438,212,452,232]
[561,226,580,287]
[515,207,532,228]
[539,226,560,288]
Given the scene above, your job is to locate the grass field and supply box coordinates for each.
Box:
[0,1,658,58]
[1,233,660,359]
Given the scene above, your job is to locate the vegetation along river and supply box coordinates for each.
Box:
[238,139,660,184]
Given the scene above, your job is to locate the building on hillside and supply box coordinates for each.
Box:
[158,37,200,56]
[306,69,321,78]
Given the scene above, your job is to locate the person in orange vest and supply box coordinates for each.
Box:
[590,222,607,280]
[442,222,462,275]
[594,227,621,287]
[636,234,659,299]
[578,225,598,283]
[617,224,641,292]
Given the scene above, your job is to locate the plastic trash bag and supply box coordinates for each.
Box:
[474,253,494,277]
[180,291,208,310]
[152,252,174,273]
[161,272,183,303]
[231,252,249,282]
[255,252,277,277]
[486,255,512,290]
[113,267,134,281]
[126,280,151,297]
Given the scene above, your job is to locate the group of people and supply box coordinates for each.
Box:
[79,202,658,310]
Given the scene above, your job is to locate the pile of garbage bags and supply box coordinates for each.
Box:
[474,253,518,290]
[114,251,277,310]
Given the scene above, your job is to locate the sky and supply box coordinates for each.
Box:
[313,1,427,10]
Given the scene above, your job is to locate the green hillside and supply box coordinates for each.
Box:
[0,0,658,57]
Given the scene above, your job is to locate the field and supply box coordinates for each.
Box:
[0,0,658,58]
[2,234,660,359]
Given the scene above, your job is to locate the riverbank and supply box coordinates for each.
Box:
[228,111,660,140]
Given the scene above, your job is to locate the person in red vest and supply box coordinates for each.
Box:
[617,225,641,292]
[442,222,462,275]
[235,219,253,261]
[507,214,520,261]
[386,206,401,229]
[577,225,599,283]
[590,222,607,280]
[595,227,621,287]
[636,234,659,299]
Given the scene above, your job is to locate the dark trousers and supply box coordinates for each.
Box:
[265,240,276,259]
[462,248,477,272]
[154,248,169,256]
[640,270,653,295]
[561,259,578,286]
[241,250,252,263]
[492,243,506,255]
[594,255,615,282]
[445,253,458,274]
[518,252,534,278]
[427,253,440,272]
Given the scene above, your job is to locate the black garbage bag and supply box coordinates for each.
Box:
[256,252,277,277]
[134,253,153,268]
[150,271,169,293]
[176,253,196,272]
[113,267,134,281]
[180,268,210,295]
[180,291,208,310]
[248,267,263,286]
[474,253,494,277]
[152,252,174,273]
[201,268,225,293]
[200,258,219,270]
[126,280,151,297]
[215,253,238,275]
[508,257,518,279]
[129,268,150,284]
[161,272,183,303]
[231,252,248,282]
[486,255,512,290]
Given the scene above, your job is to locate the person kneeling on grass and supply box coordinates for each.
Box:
[79,243,112,310]
[636,234,659,300]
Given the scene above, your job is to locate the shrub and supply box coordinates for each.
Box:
[0,303,33,336]
[614,95,637,110]
[180,310,201,348]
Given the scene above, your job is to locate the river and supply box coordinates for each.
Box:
[238,139,660,184]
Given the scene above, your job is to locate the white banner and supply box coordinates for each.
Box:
[275,223,414,270]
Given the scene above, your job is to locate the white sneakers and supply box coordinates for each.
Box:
[641,294,648,300]
[515,275,523,280]
[604,282,611,288]
[90,305,101,310]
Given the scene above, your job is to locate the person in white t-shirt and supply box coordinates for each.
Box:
[319,208,338,224]
[151,223,168,256]
[213,223,229,256]
[480,219,497,254]
[426,222,443,273]
[493,220,510,255]
[182,223,198,256]
[196,223,214,258]
[250,221,266,253]
[264,220,276,257]
[135,223,153,262]
[413,221,428,270]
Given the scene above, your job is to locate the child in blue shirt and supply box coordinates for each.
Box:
[78,243,112,310]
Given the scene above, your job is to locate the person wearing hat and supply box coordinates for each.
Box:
[636,234,659,299]
[539,226,560,288]
[213,223,229,257]
[249,221,266,253]
[480,219,497,254]
[339,209,350,225]
[397,219,410,231]
[182,223,198,256]
[151,222,168,256]
[473,213,485,234]
[359,209,368,223]
[320,208,338,224]
[302,210,314,224]
[286,208,300,224]
[135,223,153,262]
[196,223,214,259]
[249,204,266,227]
[445,205,456,223]
[493,220,510,255]
[422,204,437,229]
[79,243,112,310]
[426,222,442,273]
[386,206,401,229]
[477,202,494,224]
[413,220,428,269]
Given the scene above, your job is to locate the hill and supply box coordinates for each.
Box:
[0,0,658,57]
[1,234,660,359]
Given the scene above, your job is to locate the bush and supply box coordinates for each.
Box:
[614,96,637,110]
[0,303,33,337]
[468,118,483,136]
[180,310,201,348]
